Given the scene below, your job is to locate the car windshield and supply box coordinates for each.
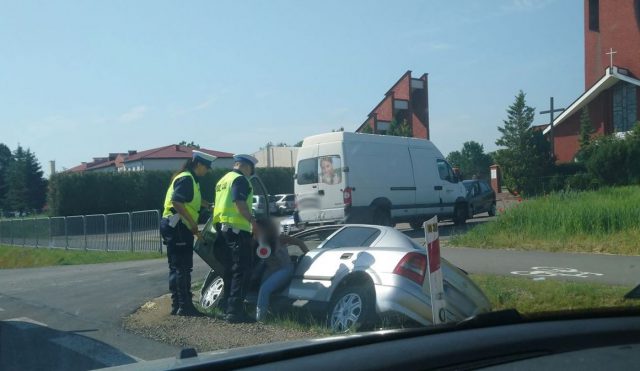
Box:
[2,1,639,369]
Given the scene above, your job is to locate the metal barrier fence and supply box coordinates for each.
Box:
[0,210,162,253]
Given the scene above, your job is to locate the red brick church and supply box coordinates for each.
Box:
[356,71,430,139]
[545,0,640,163]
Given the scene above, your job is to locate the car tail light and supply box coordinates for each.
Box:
[343,187,352,206]
[393,252,427,285]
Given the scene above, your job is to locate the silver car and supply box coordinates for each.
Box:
[199,224,491,332]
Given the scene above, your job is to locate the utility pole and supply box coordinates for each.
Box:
[540,97,565,159]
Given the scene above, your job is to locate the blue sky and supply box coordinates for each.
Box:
[0,0,584,175]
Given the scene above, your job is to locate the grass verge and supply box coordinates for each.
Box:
[452,186,640,255]
[471,274,637,313]
[0,244,162,268]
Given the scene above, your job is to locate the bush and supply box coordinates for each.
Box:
[584,126,640,186]
[48,168,295,216]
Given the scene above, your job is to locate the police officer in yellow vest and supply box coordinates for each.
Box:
[213,154,259,323]
[160,150,215,316]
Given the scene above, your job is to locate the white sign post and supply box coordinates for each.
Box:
[423,216,447,325]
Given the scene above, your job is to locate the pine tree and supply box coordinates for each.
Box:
[0,143,12,210]
[494,91,552,195]
[575,107,595,162]
[24,149,47,210]
[4,146,47,213]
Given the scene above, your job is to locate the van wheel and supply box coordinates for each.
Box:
[373,208,392,227]
[453,204,467,226]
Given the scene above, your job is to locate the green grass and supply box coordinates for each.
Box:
[0,244,162,268]
[471,274,637,313]
[452,186,640,255]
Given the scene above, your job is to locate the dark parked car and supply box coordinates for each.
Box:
[463,180,496,217]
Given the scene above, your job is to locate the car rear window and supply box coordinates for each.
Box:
[321,227,381,249]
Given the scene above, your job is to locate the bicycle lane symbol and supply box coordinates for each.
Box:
[510,267,604,278]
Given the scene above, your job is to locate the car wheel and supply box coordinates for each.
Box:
[200,273,225,309]
[453,204,467,226]
[327,285,375,333]
[409,220,423,231]
[373,208,392,227]
[488,203,497,217]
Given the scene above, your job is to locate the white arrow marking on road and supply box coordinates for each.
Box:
[511,267,604,278]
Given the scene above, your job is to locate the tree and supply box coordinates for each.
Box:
[178,141,200,148]
[0,143,12,210]
[446,141,493,179]
[494,91,553,195]
[293,140,303,147]
[388,119,412,137]
[575,107,595,162]
[5,146,47,213]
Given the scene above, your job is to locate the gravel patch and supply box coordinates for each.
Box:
[123,294,325,352]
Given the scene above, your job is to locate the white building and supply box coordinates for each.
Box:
[252,146,299,168]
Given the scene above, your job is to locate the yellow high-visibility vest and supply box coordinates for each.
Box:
[212,171,253,232]
[162,171,201,226]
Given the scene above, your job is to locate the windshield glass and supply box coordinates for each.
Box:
[2,1,639,369]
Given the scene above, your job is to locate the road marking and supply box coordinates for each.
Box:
[0,307,4,311]
[511,266,604,278]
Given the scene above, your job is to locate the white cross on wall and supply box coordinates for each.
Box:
[606,48,617,70]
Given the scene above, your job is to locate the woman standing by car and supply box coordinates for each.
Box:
[160,150,215,316]
[255,219,309,322]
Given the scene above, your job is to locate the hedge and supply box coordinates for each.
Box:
[48,167,294,216]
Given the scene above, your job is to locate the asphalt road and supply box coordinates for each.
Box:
[1,219,639,369]
[0,258,210,369]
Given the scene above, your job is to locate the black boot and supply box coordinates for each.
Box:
[177,303,203,317]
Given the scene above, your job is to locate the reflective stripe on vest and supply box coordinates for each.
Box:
[162,171,202,225]
[212,171,253,232]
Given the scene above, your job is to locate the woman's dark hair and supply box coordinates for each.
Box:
[256,218,279,248]
[171,158,196,181]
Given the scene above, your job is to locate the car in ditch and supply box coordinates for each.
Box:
[198,223,491,332]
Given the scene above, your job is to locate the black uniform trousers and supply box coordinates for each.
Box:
[160,218,195,311]
[214,225,253,315]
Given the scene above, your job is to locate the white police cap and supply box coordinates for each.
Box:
[233,154,259,167]
[192,150,217,168]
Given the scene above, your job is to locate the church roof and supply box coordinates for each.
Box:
[543,66,640,135]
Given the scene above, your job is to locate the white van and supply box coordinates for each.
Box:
[294,132,469,229]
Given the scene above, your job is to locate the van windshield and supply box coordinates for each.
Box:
[297,158,318,185]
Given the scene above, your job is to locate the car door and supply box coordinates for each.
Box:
[436,159,459,216]
[479,181,494,213]
[250,176,271,220]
